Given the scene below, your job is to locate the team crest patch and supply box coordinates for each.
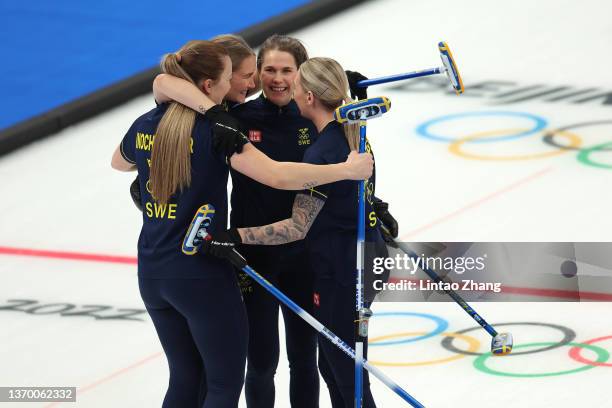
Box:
[238,271,253,294]
[249,130,262,142]
[298,128,311,146]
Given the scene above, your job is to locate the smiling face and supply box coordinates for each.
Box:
[224,55,256,104]
[259,50,298,107]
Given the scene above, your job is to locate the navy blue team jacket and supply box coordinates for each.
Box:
[301,120,385,286]
[120,103,233,279]
[230,94,317,262]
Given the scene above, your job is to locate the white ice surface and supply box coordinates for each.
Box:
[2,0,612,406]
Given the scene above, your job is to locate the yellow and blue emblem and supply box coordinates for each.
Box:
[182,204,216,255]
[334,96,391,124]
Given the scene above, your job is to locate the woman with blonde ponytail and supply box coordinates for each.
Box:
[204,57,385,408]
[111,41,374,408]
[151,35,322,408]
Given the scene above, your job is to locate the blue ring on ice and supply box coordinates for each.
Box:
[368,312,449,346]
[416,111,548,143]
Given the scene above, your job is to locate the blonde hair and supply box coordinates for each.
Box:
[151,40,228,205]
[298,57,360,150]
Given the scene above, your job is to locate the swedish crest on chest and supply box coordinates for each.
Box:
[297,127,311,146]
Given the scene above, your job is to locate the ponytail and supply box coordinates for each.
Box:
[150,41,228,204]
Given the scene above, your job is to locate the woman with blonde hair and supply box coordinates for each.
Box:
[111,41,373,408]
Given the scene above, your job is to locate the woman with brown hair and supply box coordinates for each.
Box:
[111,40,373,408]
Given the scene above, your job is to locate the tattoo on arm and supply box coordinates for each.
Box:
[240,194,324,245]
[302,181,318,189]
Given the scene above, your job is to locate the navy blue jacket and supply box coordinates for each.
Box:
[301,120,385,285]
[230,95,317,262]
[121,104,232,278]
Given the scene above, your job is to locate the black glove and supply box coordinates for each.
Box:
[345,70,368,101]
[130,176,143,212]
[200,228,247,268]
[205,105,249,159]
[373,199,398,242]
[203,103,232,123]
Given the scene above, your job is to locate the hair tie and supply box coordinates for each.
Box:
[175,53,182,63]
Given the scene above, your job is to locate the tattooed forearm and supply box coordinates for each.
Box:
[291,193,323,233]
[241,220,299,245]
[240,194,324,245]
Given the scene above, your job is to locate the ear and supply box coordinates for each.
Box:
[306,90,315,106]
[201,79,213,95]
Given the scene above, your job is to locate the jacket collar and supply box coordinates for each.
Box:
[259,93,300,116]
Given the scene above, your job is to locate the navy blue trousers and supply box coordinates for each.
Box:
[139,273,248,408]
[314,278,376,408]
[240,253,319,408]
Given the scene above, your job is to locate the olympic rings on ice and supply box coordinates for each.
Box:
[415,111,612,169]
[366,313,612,377]
[473,342,609,377]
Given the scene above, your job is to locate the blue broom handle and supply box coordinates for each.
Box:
[355,120,368,407]
[357,67,442,87]
[236,262,424,408]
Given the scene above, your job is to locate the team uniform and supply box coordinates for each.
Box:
[230,94,320,408]
[302,120,386,408]
[120,103,248,408]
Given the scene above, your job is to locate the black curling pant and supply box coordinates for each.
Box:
[241,253,319,408]
[314,278,376,408]
[139,273,248,408]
